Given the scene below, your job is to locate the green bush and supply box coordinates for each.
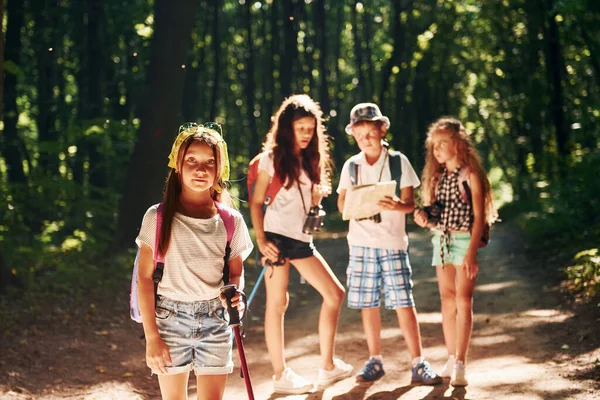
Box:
[565,248,600,298]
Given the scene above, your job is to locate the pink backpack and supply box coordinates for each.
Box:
[129,202,235,323]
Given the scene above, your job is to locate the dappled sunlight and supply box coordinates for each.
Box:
[521,309,573,320]
[414,311,443,324]
[475,280,521,292]
[471,333,515,347]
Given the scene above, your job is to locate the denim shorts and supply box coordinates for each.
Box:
[153,296,233,375]
[346,246,415,309]
[264,232,315,261]
[431,231,471,266]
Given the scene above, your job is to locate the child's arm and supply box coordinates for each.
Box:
[463,172,485,279]
[377,186,415,213]
[337,189,347,214]
[137,243,171,374]
[249,169,280,262]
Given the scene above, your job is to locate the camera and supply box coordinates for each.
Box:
[302,205,326,234]
[422,201,443,225]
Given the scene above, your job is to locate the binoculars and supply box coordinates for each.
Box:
[302,205,326,234]
[422,201,444,225]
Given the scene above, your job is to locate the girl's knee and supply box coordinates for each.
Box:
[456,294,473,310]
[323,285,345,308]
[439,288,456,302]
[267,294,290,315]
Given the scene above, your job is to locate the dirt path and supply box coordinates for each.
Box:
[1,224,599,399]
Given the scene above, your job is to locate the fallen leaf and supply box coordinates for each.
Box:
[122,372,133,377]
[110,344,118,350]
[94,330,109,336]
[95,366,106,373]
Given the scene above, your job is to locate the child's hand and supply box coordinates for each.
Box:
[462,251,478,280]
[378,196,401,211]
[219,290,246,319]
[312,184,332,204]
[413,209,429,227]
[257,237,280,263]
[146,336,172,375]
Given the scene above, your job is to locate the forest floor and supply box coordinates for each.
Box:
[1,222,599,400]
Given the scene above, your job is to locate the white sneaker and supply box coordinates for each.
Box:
[450,361,468,387]
[273,367,314,394]
[317,358,354,388]
[440,356,455,378]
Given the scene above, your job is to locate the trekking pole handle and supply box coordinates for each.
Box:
[220,284,246,326]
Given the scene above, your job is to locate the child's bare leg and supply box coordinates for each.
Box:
[361,307,381,356]
[264,262,291,378]
[157,372,189,400]
[436,265,457,357]
[455,265,476,363]
[395,307,423,359]
[196,374,227,400]
[293,251,345,371]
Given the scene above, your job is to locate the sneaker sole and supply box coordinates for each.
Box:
[356,370,385,383]
[317,369,354,388]
[451,380,468,387]
[273,385,314,395]
[411,377,443,385]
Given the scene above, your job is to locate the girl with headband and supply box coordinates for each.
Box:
[136,123,253,399]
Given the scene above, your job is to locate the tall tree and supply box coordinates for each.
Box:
[112,0,199,250]
[1,0,26,184]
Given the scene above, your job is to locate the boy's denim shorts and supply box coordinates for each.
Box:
[153,296,233,376]
[431,231,471,267]
[346,246,415,309]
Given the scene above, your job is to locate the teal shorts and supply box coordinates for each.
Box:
[431,231,471,267]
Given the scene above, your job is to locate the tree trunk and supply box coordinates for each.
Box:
[544,6,569,165]
[314,0,330,115]
[244,0,259,159]
[352,1,367,100]
[1,0,26,184]
[209,0,221,121]
[280,0,297,97]
[112,0,198,251]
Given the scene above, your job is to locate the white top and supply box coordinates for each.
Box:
[337,150,421,251]
[258,152,313,243]
[136,204,254,302]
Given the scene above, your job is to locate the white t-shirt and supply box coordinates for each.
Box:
[337,150,420,251]
[258,152,313,243]
[136,204,254,302]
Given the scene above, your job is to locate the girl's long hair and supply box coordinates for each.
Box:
[421,117,498,224]
[263,94,332,189]
[159,132,232,256]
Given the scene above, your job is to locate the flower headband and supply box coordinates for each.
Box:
[168,122,230,185]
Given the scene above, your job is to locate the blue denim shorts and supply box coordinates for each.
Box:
[153,296,233,375]
[346,246,415,309]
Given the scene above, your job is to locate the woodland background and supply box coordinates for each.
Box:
[0,0,598,304]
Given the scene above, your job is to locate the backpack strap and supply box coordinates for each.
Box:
[457,166,471,203]
[216,202,235,285]
[151,203,165,307]
[388,150,403,197]
[349,160,359,186]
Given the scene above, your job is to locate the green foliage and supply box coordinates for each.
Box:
[565,248,600,298]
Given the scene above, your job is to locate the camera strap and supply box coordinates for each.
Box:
[297,179,310,215]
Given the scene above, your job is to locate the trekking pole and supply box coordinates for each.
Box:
[247,266,266,308]
[233,325,254,400]
[221,285,255,400]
